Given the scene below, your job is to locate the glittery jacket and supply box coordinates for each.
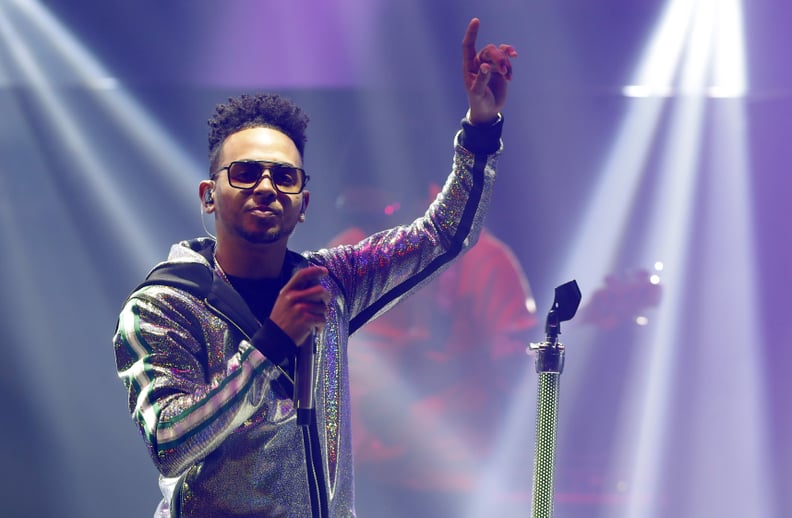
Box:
[113,119,502,518]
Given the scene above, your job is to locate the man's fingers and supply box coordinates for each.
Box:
[462,18,481,68]
[499,44,518,58]
[462,18,480,51]
[307,301,329,318]
[470,62,491,95]
[478,45,514,78]
[284,266,330,312]
[289,266,327,289]
[478,45,500,70]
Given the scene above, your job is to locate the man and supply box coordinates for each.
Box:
[114,18,516,517]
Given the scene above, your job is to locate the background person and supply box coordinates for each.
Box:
[329,183,538,517]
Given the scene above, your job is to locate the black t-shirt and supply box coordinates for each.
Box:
[225,274,297,380]
[224,275,283,325]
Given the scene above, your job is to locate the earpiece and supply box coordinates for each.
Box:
[204,189,214,205]
[298,198,307,222]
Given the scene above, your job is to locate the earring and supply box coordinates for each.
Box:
[298,213,306,222]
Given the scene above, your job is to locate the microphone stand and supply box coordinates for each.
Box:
[295,332,326,518]
[529,280,581,518]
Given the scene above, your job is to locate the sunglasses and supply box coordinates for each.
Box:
[215,160,309,194]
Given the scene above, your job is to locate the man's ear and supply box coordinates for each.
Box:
[199,180,215,213]
[298,191,310,221]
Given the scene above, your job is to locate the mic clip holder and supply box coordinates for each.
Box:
[529,280,581,374]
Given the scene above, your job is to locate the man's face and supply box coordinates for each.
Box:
[212,127,308,246]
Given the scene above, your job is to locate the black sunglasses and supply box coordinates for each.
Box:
[216,160,309,194]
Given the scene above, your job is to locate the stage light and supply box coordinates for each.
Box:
[599,0,774,516]
[0,0,205,271]
[0,5,217,514]
[622,85,674,98]
[624,0,747,100]
[711,0,747,98]
[480,0,773,515]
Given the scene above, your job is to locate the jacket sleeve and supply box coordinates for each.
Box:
[317,118,502,333]
[113,285,282,478]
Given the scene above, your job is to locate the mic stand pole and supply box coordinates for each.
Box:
[529,280,581,518]
[295,333,324,518]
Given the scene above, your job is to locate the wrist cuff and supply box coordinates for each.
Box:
[252,320,298,376]
[460,113,504,155]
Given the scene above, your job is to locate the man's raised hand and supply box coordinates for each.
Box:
[462,18,518,125]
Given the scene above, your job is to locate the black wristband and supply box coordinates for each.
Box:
[251,320,298,377]
[459,113,504,156]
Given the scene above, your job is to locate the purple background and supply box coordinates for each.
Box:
[1,0,790,516]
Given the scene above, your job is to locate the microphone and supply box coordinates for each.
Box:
[295,331,317,427]
[292,261,320,427]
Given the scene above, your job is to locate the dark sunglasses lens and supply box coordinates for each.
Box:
[271,166,301,189]
[229,162,263,186]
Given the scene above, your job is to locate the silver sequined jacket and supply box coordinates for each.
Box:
[113,121,502,517]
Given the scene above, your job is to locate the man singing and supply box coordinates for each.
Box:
[114,18,517,517]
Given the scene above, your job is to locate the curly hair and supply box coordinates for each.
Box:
[207,93,310,177]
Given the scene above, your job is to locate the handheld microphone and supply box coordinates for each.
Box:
[292,262,320,427]
[295,331,317,427]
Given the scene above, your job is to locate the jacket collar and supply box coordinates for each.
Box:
[161,238,309,339]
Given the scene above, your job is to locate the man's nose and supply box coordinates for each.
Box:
[254,173,277,193]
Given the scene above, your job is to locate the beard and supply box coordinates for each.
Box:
[236,218,297,245]
[240,227,283,244]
